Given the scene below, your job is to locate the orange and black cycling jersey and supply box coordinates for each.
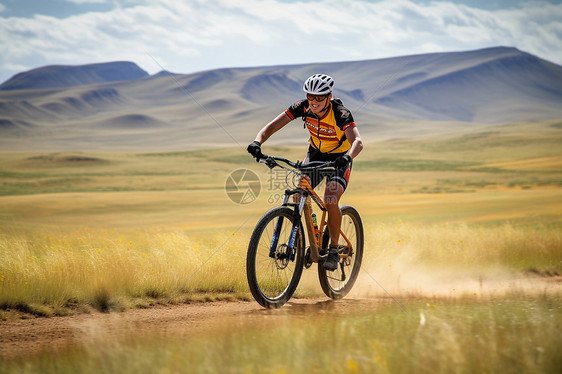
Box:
[285,98,356,154]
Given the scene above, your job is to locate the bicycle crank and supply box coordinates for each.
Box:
[304,247,312,268]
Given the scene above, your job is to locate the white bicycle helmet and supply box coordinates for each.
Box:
[302,74,334,95]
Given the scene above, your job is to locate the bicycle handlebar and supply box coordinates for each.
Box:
[257,155,335,171]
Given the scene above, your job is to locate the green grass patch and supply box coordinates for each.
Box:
[355,158,478,171]
[212,154,255,164]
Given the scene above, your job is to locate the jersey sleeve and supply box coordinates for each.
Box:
[285,99,307,120]
[332,99,356,131]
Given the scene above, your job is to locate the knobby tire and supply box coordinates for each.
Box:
[246,206,305,309]
[318,205,364,299]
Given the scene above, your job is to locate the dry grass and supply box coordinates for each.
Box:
[1,221,559,316]
[0,229,250,315]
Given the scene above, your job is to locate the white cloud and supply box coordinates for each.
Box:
[0,0,561,82]
[62,0,110,4]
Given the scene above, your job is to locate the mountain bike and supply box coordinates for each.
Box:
[246,155,364,309]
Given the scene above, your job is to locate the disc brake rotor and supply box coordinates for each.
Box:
[275,244,290,269]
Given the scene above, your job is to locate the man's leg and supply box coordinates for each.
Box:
[325,180,344,246]
[322,180,345,271]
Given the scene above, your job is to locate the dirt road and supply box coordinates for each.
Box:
[1,298,388,360]
[2,272,560,360]
[0,300,259,359]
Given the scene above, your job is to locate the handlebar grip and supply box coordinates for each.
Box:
[256,155,278,169]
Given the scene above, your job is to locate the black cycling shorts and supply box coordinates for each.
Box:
[303,146,352,191]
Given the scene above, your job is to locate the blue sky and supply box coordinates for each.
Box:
[1,0,561,83]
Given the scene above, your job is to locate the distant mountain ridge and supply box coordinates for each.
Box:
[369,48,562,122]
[0,46,561,151]
[0,61,148,90]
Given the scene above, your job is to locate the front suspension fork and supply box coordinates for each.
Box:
[269,193,306,258]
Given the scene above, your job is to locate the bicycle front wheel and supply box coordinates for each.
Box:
[318,205,364,299]
[246,206,305,309]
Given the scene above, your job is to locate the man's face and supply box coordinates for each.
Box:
[307,93,331,114]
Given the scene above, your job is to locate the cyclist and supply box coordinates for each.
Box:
[247,73,363,271]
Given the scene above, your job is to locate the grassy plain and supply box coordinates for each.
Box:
[1,120,561,372]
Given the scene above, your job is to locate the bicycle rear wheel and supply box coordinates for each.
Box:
[246,206,305,308]
[318,205,364,299]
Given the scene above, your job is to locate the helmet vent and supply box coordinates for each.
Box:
[303,74,335,95]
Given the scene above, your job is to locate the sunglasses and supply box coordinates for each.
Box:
[307,94,329,102]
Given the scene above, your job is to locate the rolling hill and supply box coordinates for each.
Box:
[0,61,148,91]
[0,46,561,151]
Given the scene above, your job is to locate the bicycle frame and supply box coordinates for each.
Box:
[265,157,353,263]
